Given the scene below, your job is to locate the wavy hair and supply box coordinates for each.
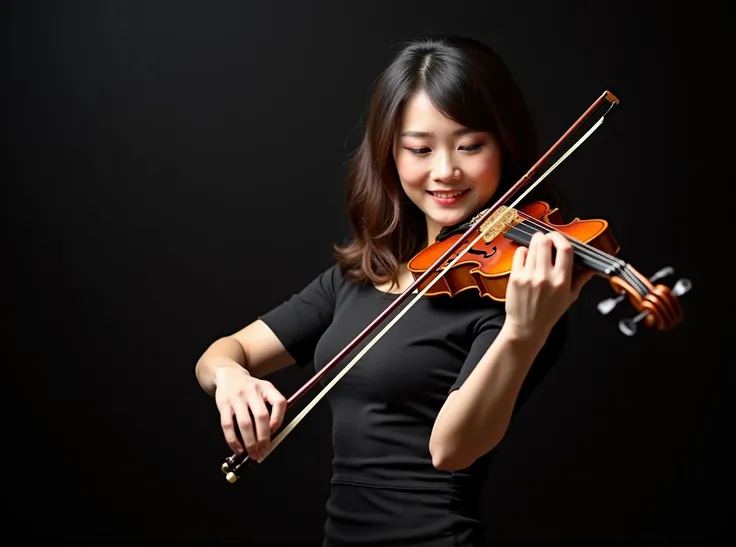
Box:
[335,35,561,288]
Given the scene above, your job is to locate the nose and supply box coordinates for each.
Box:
[431,152,461,183]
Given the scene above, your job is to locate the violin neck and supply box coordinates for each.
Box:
[504,221,623,278]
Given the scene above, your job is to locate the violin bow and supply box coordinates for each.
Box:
[222,90,621,482]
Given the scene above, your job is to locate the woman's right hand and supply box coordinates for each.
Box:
[213,363,287,460]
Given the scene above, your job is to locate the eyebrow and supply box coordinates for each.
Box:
[400,128,480,138]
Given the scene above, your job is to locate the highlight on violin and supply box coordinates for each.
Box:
[194,34,690,547]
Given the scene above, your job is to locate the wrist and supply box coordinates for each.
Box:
[497,322,548,356]
[213,359,249,386]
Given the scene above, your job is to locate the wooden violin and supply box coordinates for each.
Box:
[408,200,689,334]
[219,90,692,483]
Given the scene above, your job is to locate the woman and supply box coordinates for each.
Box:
[195,35,594,546]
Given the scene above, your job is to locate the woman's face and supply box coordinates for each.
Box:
[393,90,503,244]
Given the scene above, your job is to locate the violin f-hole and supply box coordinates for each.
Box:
[441,243,497,269]
[467,244,497,259]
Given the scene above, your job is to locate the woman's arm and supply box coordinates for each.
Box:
[429,231,593,471]
[429,326,546,470]
[195,319,296,397]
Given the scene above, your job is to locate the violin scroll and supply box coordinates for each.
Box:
[596,265,692,336]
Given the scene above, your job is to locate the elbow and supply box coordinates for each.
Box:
[429,434,503,472]
[429,437,473,472]
[431,451,464,472]
[430,444,475,472]
[429,430,455,470]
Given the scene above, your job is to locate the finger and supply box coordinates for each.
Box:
[548,232,575,282]
[535,234,553,275]
[247,390,273,456]
[231,397,258,460]
[263,384,287,432]
[219,404,244,455]
[510,245,527,279]
[526,232,545,273]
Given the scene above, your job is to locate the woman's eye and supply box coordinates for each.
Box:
[460,143,483,152]
[403,143,483,155]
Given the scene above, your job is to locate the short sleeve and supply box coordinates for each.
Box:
[449,311,506,393]
[449,312,568,416]
[259,264,343,367]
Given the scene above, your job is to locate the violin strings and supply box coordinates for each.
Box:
[512,212,647,296]
[516,211,647,295]
[514,218,616,271]
[239,97,613,469]
[512,216,645,295]
[513,214,617,271]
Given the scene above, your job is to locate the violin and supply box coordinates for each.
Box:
[219,90,692,483]
[408,200,689,334]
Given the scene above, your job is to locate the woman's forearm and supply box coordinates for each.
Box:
[195,336,249,397]
[429,325,547,470]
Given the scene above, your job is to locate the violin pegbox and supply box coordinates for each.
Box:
[596,265,692,335]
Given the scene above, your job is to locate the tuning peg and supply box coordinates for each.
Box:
[648,266,674,283]
[597,292,625,315]
[618,310,648,336]
[672,278,692,297]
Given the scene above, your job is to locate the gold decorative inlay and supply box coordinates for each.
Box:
[470,206,520,243]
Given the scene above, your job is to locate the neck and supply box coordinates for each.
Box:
[427,205,487,245]
[425,218,443,248]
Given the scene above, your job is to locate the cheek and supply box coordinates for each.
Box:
[468,154,502,190]
[395,155,425,190]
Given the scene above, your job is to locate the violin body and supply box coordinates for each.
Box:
[407,201,620,301]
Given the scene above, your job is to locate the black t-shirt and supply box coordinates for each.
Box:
[260,264,567,546]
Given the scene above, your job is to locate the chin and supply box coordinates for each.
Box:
[428,211,468,227]
[424,202,479,227]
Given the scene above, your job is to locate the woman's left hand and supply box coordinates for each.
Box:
[503,231,595,342]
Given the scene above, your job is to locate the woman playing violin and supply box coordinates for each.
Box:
[195,34,595,547]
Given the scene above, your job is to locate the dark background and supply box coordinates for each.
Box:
[4,0,734,543]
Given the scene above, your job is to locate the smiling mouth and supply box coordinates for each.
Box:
[427,189,470,198]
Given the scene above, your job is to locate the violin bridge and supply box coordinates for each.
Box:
[472,206,520,243]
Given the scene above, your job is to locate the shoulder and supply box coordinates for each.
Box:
[314,262,346,293]
[288,261,366,307]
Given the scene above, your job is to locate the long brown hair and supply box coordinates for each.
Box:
[335,35,561,288]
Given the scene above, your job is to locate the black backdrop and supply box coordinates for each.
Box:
[4,0,734,543]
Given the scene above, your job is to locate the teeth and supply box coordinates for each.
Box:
[432,190,465,198]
